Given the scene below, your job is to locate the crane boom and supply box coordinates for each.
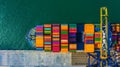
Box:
[100,7,108,60]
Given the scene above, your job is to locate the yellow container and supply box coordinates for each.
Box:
[44,47,51,50]
[84,24,94,33]
[84,44,94,52]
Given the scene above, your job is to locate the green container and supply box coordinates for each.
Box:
[61,46,68,48]
[44,31,51,34]
[95,38,101,41]
[45,50,51,52]
[69,50,76,52]
[95,25,100,28]
[86,34,94,36]
[69,24,77,28]
[44,28,51,31]
[113,41,117,45]
[61,31,68,34]
[61,24,68,26]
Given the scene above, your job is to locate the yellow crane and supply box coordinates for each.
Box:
[100,7,108,67]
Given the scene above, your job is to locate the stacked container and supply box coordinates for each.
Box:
[117,32,120,52]
[52,24,60,52]
[84,24,94,52]
[117,24,120,51]
[116,24,120,32]
[44,24,52,52]
[112,32,118,46]
[35,25,44,50]
[61,24,68,52]
[94,24,101,49]
[69,24,77,52]
[77,24,84,50]
[111,24,120,52]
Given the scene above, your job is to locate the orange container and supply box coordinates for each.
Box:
[61,44,68,46]
[84,24,94,33]
[44,24,51,28]
[61,48,68,52]
[52,34,59,37]
[44,36,51,38]
[53,32,59,35]
[69,44,77,49]
[44,45,51,48]
[53,38,59,41]
[84,44,94,52]
[116,27,119,32]
[36,37,43,48]
[95,44,101,48]
[61,25,68,30]
[61,40,68,43]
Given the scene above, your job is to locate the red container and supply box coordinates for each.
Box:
[44,38,51,42]
[52,47,60,52]
[52,24,59,27]
[52,44,60,47]
[61,37,68,39]
[69,28,77,33]
[61,34,68,37]
[86,36,94,39]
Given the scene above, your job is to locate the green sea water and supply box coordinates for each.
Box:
[0,0,120,49]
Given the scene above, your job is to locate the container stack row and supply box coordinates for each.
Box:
[94,24,101,49]
[84,24,94,52]
[116,32,120,52]
[69,24,77,52]
[44,24,52,52]
[35,25,44,50]
[61,24,69,52]
[52,24,60,52]
[77,24,84,50]
[111,24,120,52]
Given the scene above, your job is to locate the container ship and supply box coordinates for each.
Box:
[26,7,120,67]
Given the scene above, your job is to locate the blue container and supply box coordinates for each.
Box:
[77,43,84,50]
[85,40,94,44]
[36,32,43,36]
[95,28,100,32]
[36,48,43,51]
[77,24,84,33]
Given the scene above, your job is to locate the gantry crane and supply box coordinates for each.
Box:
[87,7,119,67]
